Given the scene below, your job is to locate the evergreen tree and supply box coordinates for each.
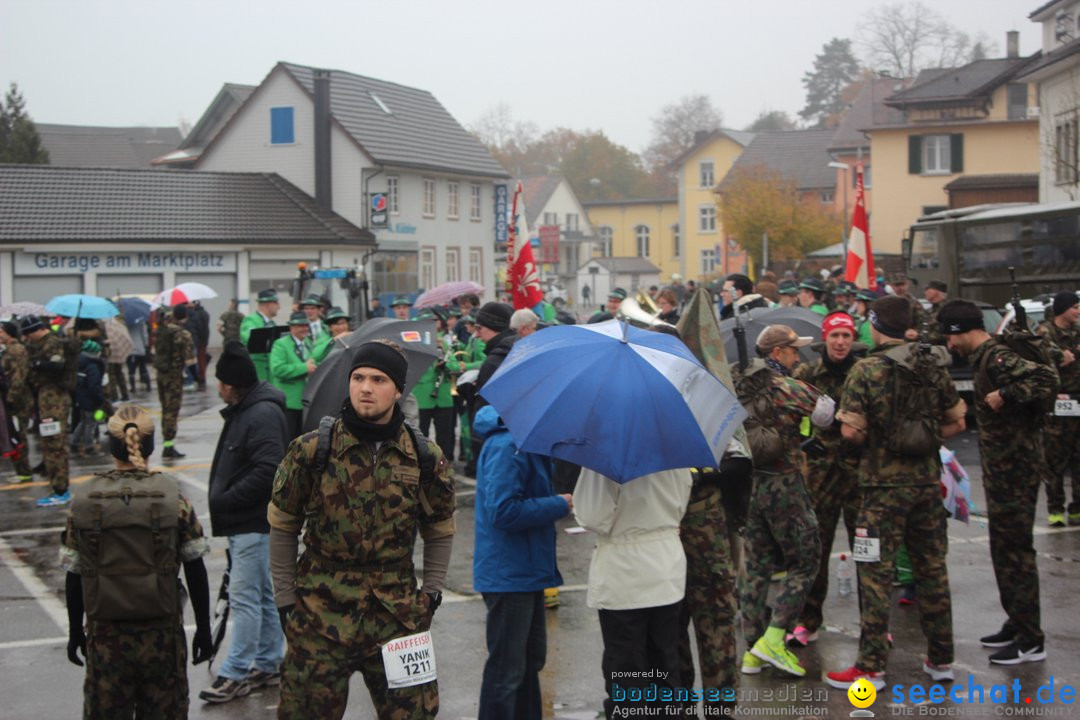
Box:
[0,83,50,164]
[800,39,861,128]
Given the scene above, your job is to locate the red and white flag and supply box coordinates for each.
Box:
[844,164,877,291]
[506,181,544,309]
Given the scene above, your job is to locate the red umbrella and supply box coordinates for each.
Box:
[413,281,485,309]
[151,282,217,308]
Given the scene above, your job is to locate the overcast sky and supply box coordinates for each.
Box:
[0,0,1038,155]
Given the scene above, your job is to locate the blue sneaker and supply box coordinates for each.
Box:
[36,491,72,508]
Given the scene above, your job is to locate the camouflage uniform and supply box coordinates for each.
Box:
[268,418,456,720]
[25,331,71,494]
[837,341,965,672]
[970,338,1059,648]
[738,366,821,646]
[1036,320,1080,518]
[794,355,862,634]
[1,340,34,476]
[679,472,737,703]
[60,470,209,720]
[154,319,194,444]
[219,309,245,344]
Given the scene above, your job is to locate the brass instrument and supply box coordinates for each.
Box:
[636,290,660,315]
[617,295,675,329]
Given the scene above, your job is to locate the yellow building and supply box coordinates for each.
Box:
[868,39,1041,252]
[672,130,754,281]
[582,198,679,279]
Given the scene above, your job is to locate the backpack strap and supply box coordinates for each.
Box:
[312,415,337,476]
[403,421,437,516]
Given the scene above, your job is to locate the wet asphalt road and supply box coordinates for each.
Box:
[1,385,1079,719]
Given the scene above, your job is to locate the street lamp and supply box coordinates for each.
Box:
[828,161,850,259]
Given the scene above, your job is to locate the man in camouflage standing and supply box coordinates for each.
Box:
[826,296,966,690]
[739,325,833,678]
[21,315,73,506]
[269,341,455,719]
[1037,292,1080,527]
[1,321,34,483]
[155,306,195,459]
[790,312,864,647]
[938,298,1059,664]
[218,298,245,345]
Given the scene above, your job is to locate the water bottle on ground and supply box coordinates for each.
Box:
[837,553,853,597]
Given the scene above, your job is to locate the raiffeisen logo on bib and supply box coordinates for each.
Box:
[885,676,1077,715]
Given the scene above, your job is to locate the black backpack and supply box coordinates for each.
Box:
[61,333,81,392]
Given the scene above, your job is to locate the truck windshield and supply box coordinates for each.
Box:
[909,227,941,270]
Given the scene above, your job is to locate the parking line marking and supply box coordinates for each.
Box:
[0,536,67,632]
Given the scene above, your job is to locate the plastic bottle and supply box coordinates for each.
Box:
[837,553,853,597]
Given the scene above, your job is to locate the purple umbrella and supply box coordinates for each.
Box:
[414,281,485,309]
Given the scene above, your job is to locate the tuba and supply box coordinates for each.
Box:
[617,293,674,329]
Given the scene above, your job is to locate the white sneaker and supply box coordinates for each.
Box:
[922,660,954,681]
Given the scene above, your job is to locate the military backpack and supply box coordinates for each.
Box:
[60,332,81,391]
[975,331,1059,424]
[152,323,175,372]
[878,343,949,458]
[70,472,181,622]
[733,359,785,468]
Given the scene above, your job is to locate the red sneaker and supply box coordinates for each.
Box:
[826,665,886,690]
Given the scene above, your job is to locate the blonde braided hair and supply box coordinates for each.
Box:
[106,404,154,470]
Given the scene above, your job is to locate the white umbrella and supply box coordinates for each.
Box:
[151,282,217,309]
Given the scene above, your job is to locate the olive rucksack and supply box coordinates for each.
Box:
[733,359,784,468]
[976,331,1059,424]
[879,351,944,459]
[152,323,175,373]
[61,333,81,392]
[70,472,180,622]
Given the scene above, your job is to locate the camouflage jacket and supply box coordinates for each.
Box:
[25,331,67,392]
[218,310,244,344]
[1,341,34,416]
[838,342,965,487]
[268,418,456,642]
[760,369,819,475]
[970,338,1059,443]
[793,355,860,471]
[1037,320,1080,394]
[60,470,209,574]
[155,320,195,374]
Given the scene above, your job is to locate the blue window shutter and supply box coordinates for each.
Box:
[270,107,295,144]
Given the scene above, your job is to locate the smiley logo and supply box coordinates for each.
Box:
[848,678,877,708]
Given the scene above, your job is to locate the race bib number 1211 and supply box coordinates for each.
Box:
[382,631,437,689]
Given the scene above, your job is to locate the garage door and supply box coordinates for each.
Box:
[175,273,237,348]
[95,274,163,299]
[13,276,83,305]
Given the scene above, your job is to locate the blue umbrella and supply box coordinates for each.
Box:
[479,320,747,483]
[45,294,118,320]
[116,297,151,326]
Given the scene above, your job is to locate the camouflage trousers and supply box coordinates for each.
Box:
[6,411,32,476]
[984,457,1045,646]
[279,602,438,720]
[739,471,820,646]
[107,362,130,400]
[800,459,861,633]
[37,385,70,494]
[1043,415,1080,516]
[678,483,737,700]
[855,484,953,672]
[83,620,188,720]
[156,370,183,442]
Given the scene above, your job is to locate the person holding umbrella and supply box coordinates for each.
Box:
[270,312,316,439]
[240,290,281,382]
[200,342,289,703]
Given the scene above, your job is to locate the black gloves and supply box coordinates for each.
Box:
[278,604,294,634]
[191,625,213,665]
[67,625,87,666]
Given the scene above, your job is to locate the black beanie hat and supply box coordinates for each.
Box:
[868,296,912,339]
[350,341,408,391]
[1052,291,1078,317]
[19,314,44,334]
[475,302,513,332]
[1,320,19,339]
[215,340,258,388]
[173,305,188,320]
[937,299,985,335]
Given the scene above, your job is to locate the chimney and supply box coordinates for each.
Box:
[314,69,332,213]
[1006,31,1019,59]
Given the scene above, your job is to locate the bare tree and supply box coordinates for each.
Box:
[469,102,539,175]
[857,2,996,78]
[642,94,723,172]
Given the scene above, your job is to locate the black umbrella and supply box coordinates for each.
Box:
[717,306,824,366]
[302,317,440,432]
[207,549,231,672]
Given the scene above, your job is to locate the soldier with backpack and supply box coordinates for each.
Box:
[268,340,456,719]
[22,314,73,507]
[154,306,195,459]
[1036,292,1080,527]
[938,298,1059,665]
[62,404,213,718]
[826,296,967,690]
